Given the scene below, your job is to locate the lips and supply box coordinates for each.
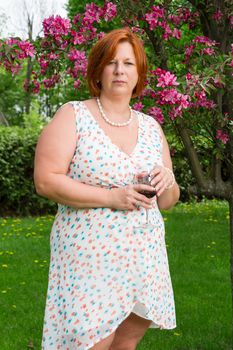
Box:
[113,80,126,83]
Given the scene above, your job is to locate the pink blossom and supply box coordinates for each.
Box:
[38,57,49,74]
[216,130,229,144]
[32,80,40,93]
[145,6,164,30]
[43,16,71,38]
[168,8,193,25]
[74,80,81,89]
[43,74,60,89]
[83,3,102,25]
[212,10,222,22]
[229,16,233,27]
[150,68,166,76]
[168,106,182,120]
[148,106,164,124]
[132,102,144,111]
[145,12,159,30]
[141,88,157,98]
[97,32,106,40]
[192,91,216,109]
[47,52,59,60]
[213,76,223,88]
[186,73,193,81]
[4,60,21,74]
[102,2,117,21]
[162,25,173,40]
[5,38,19,45]
[67,49,86,62]
[201,48,215,55]
[185,44,195,61]
[172,28,181,40]
[157,89,190,108]
[229,59,233,67]
[168,14,182,26]
[194,90,206,99]
[71,30,86,45]
[151,5,165,18]
[156,71,179,88]
[17,41,35,58]
[193,36,217,47]
[158,89,180,105]
[73,14,82,24]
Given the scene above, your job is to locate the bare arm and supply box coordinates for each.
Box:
[150,125,180,210]
[34,103,155,210]
[34,103,112,209]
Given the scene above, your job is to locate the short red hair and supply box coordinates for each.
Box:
[87,28,147,98]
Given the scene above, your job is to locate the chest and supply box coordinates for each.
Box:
[98,119,139,156]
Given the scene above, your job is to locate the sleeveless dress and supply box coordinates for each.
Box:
[41,101,176,350]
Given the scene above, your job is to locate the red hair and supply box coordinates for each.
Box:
[87,28,147,98]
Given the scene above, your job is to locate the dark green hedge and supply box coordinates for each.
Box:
[0,126,56,216]
[0,125,195,217]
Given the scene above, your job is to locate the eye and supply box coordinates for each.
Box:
[125,62,134,65]
[108,61,116,65]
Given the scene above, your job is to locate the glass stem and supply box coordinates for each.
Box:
[145,209,149,225]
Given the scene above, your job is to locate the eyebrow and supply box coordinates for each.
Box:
[112,58,135,61]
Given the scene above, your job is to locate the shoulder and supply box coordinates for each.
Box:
[135,110,164,133]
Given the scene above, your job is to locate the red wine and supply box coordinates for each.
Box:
[139,190,156,198]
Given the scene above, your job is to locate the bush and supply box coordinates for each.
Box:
[0,125,56,216]
[0,123,202,216]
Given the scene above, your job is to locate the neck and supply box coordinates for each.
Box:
[98,94,131,119]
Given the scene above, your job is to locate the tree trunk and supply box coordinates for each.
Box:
[25,56,33,114]
[229,194,233,348]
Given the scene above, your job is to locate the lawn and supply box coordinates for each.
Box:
[0,200,231,350]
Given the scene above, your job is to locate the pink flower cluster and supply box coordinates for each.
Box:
[212,10,223,22]
[145,6,181,41]
[132,102,144,111]
[168,8,198,28]
[24,78,40,93]
[185,36,217,62]
[193,36,217,46]
[43,16,71,40]
[145,68,190,121]
[43,74,60,89]
[216,130,229,144]
[0,38,35,74]
[190,90,216,109]
[67,50,88,78]
[151,68,179,88]
[148,106,164,124]
[71,3,116,45]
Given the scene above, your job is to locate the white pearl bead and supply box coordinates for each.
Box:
[97,98,133,127]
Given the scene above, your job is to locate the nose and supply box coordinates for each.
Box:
[114,62,124,75]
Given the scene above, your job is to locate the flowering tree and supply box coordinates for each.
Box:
[0,0,233,320]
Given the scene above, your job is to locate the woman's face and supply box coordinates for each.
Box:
[100,41,139,98]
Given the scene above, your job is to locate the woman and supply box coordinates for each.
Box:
[34,28,180,350]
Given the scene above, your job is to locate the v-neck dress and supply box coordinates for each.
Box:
[41,101,176,350]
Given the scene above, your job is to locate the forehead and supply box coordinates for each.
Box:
[113,41,136,59]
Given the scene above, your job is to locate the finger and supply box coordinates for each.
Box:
[155,181,166,197]
[150,173,163,187]
[133,184,156,192]
[134,193,154,206]
[134,200,153,209]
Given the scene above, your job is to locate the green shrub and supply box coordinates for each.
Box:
[0,123,204,216]
[0,125,56,216]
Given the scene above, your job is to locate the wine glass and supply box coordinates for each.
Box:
[133,166,156,229]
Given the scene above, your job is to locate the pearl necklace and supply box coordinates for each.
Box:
[96,98,133,127]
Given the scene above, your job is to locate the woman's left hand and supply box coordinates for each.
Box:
[150,165,174,197]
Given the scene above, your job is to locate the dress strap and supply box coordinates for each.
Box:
[67,101,82,137]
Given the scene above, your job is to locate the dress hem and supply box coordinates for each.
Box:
[85,301,176,350]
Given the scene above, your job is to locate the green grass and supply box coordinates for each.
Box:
[0,200,231,350]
